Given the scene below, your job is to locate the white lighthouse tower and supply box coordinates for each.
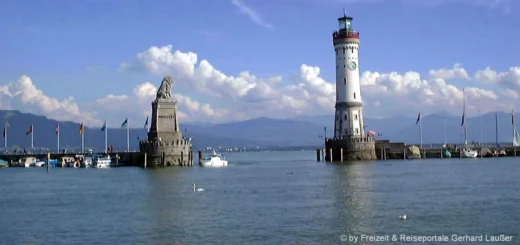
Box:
[333,10,364,138]
[324,10,376,162]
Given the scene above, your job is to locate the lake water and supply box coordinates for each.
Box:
[0,151,519,244]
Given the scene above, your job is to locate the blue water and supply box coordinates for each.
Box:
[0,151,519,244]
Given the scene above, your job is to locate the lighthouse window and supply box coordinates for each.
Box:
[344,65,345,67]
[344,115,347,120]
[344,78,346,84]
[353,93,356,99]
[355,114,358,120]
[355,128,359,134]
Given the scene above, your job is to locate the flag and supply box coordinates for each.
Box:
[26,125,33,135]
[416,112,421,124]
[101,120,106,131]
[56,123,59,135]
[144,116,148,128]
[79,123,84,135]
[121,118,128,128]
[2,127,5,138]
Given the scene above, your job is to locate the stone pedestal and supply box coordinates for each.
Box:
[325,136,377,161]
[139,98,192,167]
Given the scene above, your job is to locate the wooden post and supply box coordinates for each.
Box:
[340,148,343,162]
[162,152,166,166]
[198,151,202,165]
[116,153,119,165]
[514,147,517,158]
[181,151,184,167]
[329,148,333,162]
[316,149,320,162]
[440,148,443,159]
[46,152,50,172]
[322,148,325,161]
[144,152,147,168]
[459,148,462,159]
[403,147,406,159]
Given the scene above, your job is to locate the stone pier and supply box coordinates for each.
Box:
[325,136,377,161]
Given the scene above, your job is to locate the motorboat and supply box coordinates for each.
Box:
[200,150,228,167]
[462,148,478,158]
[20,157,37,167]
[81,156,93,168]
[93,155,111,168]
[406,145,421,159]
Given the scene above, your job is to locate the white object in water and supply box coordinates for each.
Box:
[462,148,478,158]
[193,183,204,192]
[93,155,112,168]
[399,215,407,220]
[200,150,228,167]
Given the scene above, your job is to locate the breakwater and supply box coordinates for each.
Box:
[316,140,520,161]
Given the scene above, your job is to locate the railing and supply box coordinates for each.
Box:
[0,148,141,155]
[332,31,359,39]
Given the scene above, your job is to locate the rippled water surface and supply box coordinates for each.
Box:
[1,151,519,244]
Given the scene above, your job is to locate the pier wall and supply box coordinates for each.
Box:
[324,136,377,161]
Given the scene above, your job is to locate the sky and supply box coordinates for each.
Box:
[1,0,519,127]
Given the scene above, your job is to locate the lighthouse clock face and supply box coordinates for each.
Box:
[347,61,357,70]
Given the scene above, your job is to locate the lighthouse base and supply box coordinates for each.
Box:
[325,136,377,161]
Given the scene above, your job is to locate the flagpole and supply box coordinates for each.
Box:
[419,115,423,148]
[127,119,130,152]
[31,124,34,149]
[81,124,84,154]
[4,126,7,148]
[57,124,60,154]
[105,122,108,154]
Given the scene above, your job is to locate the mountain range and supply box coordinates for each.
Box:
[1,110,517,150]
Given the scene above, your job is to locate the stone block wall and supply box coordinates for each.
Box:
[139,139,192,166]
[325,136,377,161]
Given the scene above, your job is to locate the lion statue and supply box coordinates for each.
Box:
[156,76,173,99]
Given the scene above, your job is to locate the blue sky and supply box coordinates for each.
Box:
[1,0,519,126]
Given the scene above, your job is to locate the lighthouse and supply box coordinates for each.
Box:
[333,10,364,138]
[324,10,377,161]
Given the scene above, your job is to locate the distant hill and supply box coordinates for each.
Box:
[1,110,518,150]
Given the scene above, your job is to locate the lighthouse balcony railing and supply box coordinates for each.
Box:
[332,31,359,39]
[325,135,375,144]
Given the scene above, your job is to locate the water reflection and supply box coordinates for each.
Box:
[331,162,376,237]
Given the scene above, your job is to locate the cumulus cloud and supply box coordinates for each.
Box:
[4,45,520,127]
[118,44,520,120]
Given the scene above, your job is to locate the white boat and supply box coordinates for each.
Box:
[461,88,478,158]
[20,157,37,167]
[200,150,228,167]
[93,155,111,168]
[462,148,478,158]
[34,160,46,167]
[81,156,93,168]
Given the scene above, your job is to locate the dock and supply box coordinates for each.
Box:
[316,140,520,161]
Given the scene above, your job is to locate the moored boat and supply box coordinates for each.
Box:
[201,150,228,167]
[93,155,111,168]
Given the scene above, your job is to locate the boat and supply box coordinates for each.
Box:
[462,148,478,158]
[80,156,93,168]
[93,155,112,168]
[0,159,8,167]
[443,149,451,158]
[200,150,229,167]
[20,157,37,167]
[460,88,478,158]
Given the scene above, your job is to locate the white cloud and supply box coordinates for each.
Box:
[231,0,274,30]
[0,76,101,126]
[118,44,520,120]
[4,45,520,127]
[429,63,470,80]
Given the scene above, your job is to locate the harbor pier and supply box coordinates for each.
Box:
[317,140,519,161]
